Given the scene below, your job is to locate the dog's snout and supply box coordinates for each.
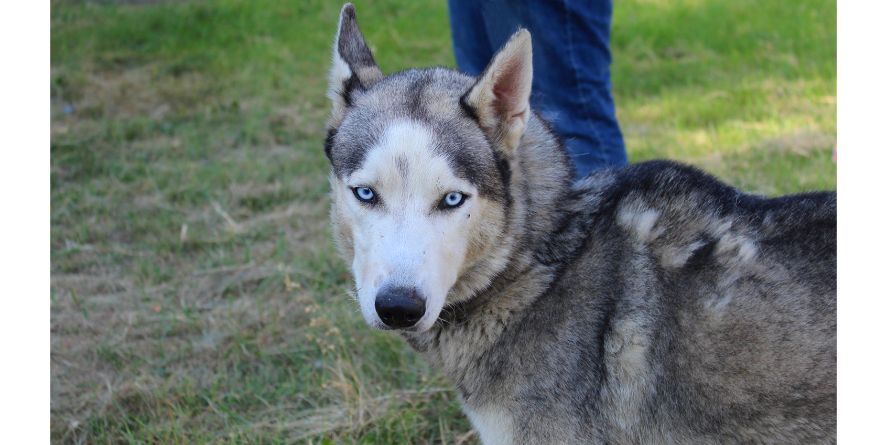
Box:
[375,286,425,329]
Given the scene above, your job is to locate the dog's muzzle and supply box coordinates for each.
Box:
[375,285,426,329]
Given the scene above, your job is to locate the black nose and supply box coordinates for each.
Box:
[375,286,426,329]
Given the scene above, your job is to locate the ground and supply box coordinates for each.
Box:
[50,0,835,443]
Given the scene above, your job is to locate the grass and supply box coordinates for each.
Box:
[50,0,835,443]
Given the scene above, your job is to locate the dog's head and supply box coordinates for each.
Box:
[324,4,533,332]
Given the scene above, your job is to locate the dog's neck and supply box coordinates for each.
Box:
[403,114,607,398]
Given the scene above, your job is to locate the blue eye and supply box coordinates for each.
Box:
[353,186,376,203]
[441,191,466,209]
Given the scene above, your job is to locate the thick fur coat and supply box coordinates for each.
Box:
[324,5,836,443]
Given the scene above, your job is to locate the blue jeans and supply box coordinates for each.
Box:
[448,0,628,177]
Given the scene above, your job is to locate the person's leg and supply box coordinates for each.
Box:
[449,0,628,178]
[522,0,627,177]
[447,0,496,76]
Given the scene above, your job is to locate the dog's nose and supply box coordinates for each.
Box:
[375,286,425,329]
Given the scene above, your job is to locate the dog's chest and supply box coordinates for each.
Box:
[462,403,513,445]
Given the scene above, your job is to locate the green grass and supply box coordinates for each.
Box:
[50,0,835,443]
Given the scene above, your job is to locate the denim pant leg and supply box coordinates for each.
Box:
[448,0,495,76]
[448,0,628,177]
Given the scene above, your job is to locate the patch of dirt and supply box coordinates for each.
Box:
[52,64,216,129]
[761,130,835,156]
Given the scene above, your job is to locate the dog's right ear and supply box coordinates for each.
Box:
[462,29,533,154]
[327,3,383,128]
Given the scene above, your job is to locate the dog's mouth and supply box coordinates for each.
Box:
[372,322,422,332]
[371,322,393,331]
[367,318,434,333]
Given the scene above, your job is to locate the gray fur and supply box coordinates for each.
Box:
[328,67,514,204]
[325,6,836,443]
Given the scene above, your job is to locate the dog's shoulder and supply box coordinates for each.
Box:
[579,160,835,269]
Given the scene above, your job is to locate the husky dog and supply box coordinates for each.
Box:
[324,4,836,443]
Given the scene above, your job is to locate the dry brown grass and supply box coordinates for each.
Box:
[51,0,833,442]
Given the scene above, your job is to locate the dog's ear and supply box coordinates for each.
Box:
[327,3,383,127]
[463,29,533,153]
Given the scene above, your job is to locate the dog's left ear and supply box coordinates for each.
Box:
[463,29,533,153]
[327,3,383,127]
